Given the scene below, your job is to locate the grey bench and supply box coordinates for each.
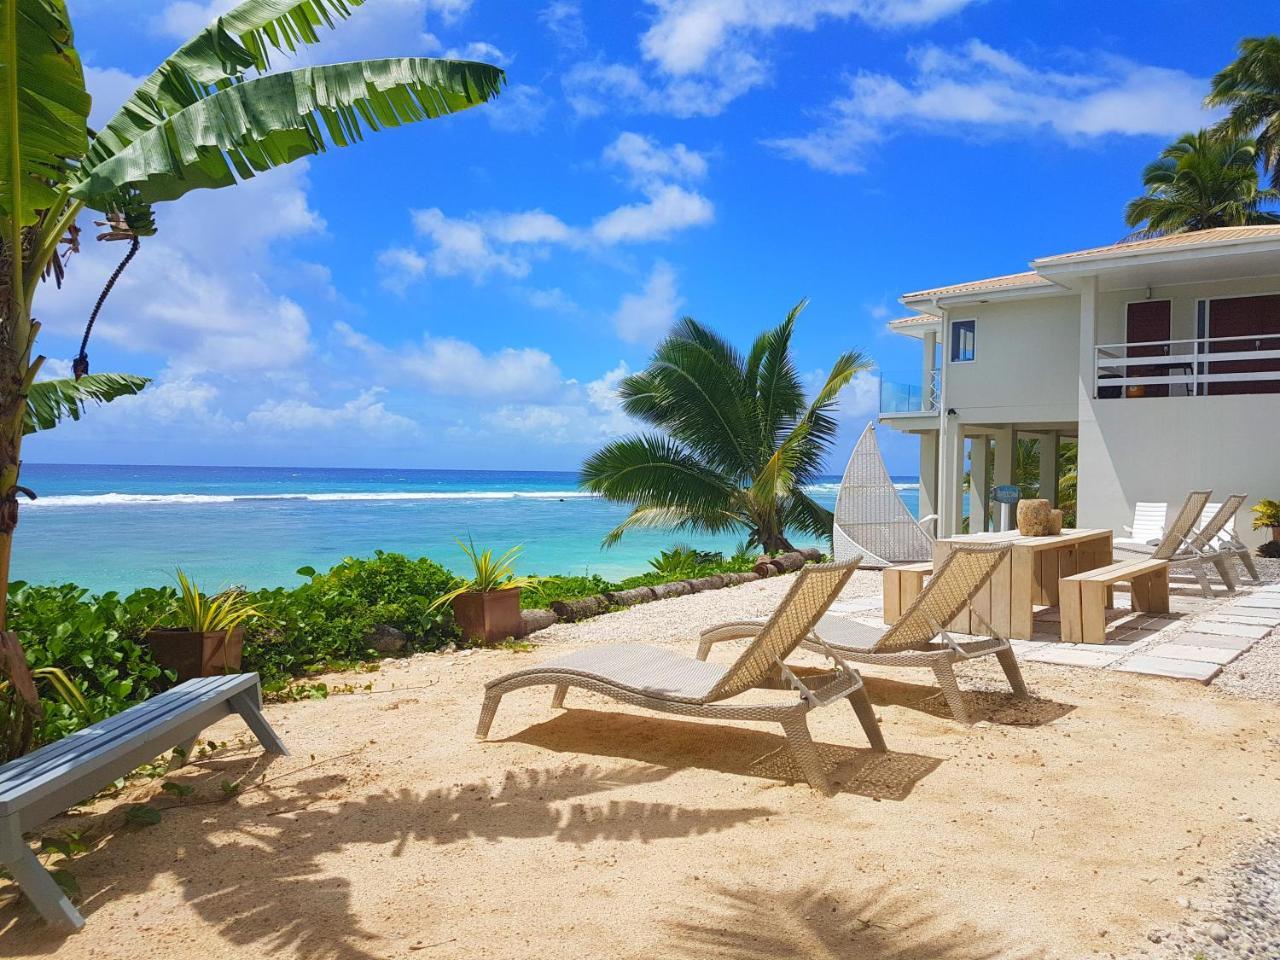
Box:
[0,672,287,930]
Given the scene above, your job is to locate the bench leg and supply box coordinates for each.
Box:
[167,737,198,772]
[228,690,289,756]
[1,822,84,931]
[1059,580,1082,644]
[1080,582,1109,645]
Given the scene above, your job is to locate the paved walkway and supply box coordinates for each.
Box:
[826,561,1280,685]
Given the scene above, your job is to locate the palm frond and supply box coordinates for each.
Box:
[601,504,743,548]
[24,373,149,434]
[73,58,504,208]
[0,0,91,225]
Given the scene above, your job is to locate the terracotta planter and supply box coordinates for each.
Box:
[146,626,245,683]
[1272,527,1280,543]
[451,589,522,646]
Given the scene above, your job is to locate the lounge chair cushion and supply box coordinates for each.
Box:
[811,615,886,651]
[492,643,729,703]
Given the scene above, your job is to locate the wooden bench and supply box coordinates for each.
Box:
[0,672,287,929]
[882,562,933,624]
[1059,558,1170,645]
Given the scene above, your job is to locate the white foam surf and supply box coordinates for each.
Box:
[26,490,597,508]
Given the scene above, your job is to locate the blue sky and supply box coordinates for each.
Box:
[28,0,1266,475]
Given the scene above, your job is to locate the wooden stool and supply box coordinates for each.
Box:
[883,562,933,624]
[1059,558,1170,644]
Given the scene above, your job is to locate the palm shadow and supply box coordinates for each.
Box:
[862,677,1075,727]
[503,709,942,801]
[0,757,770,957]
[665,880,1045,960]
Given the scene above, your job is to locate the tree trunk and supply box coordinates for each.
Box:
[0,238,37,632]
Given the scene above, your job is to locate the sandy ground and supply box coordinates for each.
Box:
[2,573,1279,960]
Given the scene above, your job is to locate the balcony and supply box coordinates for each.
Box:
[879,369,941,416]
[1095,333,1280,399]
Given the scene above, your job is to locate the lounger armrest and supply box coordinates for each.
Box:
[696,620,765,660]
[919,514,939,535]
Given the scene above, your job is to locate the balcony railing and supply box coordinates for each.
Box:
[1095,333,1280,398]
[879,368,941,415]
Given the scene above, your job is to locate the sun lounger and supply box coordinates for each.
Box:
[1198,496,1261,584]
[1116,501,1167,549]
[477,558,884,796]
[707,543,1027,726]
[1114,491,1236,597]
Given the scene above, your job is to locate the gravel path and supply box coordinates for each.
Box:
[532,567,883,647]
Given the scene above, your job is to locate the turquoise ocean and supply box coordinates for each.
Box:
[13,465,921,593]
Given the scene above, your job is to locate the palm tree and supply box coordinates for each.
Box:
[1123,130,1279,238]
[0,0,505,633]
[581,302,870,553]
[1207,36,1280,188]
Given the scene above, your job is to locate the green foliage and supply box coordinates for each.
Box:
[520,574,612,609]
[1123,130,1278,238]
[1251,498,1280,529]
[8,581,174,744]
[247,551,459,690]
[24,374,150,435]
[171,568,271,633]
[1207,36,1280,189]
[581,302,870,553]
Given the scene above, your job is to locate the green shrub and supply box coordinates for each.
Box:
[521,574,613,608]
[7,582,174,743]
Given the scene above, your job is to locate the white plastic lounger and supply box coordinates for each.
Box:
[1116,501,1167,550]
[1114,491,1236,598]
[478,558,885,796]
[833,423,935,568]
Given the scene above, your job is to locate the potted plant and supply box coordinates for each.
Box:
[1251,499,1280,543]
[146,570,270,682]
[431,539,539,646]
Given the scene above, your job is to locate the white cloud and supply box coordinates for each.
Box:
[602,131,708,188]
[765,40,1214,174]
[540,1,588,51]
[410,208,532,280]
[485,362,638,444]
[518,286,582,314]
[248,388,418,436]
[336,322,563,398]
[83,66,145,129]
[640,0,977,75]
[611,261,683,344]
[565,0,974,118]
[488,210,575,245]
[377,247,429,293]
[479,84,548,133]
[591,185,714,244]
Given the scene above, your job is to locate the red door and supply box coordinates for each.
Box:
[1126,301,1171,398]
[1207,295,1280,395]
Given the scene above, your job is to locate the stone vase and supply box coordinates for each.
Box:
[1048,509,1064,535]
[1016,499,1053,536]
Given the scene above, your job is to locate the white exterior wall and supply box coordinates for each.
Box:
[1078,395,1280,548]
[944,296,1079,425]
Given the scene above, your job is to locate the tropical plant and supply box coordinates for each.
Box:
[1123,130,1279,238]
[429,539,540,611]
[0,0,504,741]
[1207,36,1280,188]
[648,546,708,579]
[582,301,869,552]
[24,373,148,434]
[169,569,271,633]
[1250,498,1280,530]
[1,662,90,761]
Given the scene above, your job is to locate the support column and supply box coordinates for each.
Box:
[968,435,988,532]
[922,330,938,409]
[918,431,939,525]
[991,426,1015,530]
[941,419,965,537]
[1039,432,1059,506]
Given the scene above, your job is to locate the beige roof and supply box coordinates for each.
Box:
[887,314,938,328]
[900,270,1053,303]
[1035,225,1280,266]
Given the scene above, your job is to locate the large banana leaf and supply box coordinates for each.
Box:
[0,0,90,225]
[24,373,149,434]
[85,0,366,176]
[73,58,504,207]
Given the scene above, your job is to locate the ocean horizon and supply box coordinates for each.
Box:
[13,464,922,593]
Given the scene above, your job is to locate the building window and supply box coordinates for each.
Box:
[950,319,976,362]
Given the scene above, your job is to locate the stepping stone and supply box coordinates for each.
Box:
[1175,632,1257,651]
[1231,596,1280,609]
[1114,656,1221,684]
[1022,645,1122,668]
[1147,642,1244,666]
[1188,620,1272,639]
[1217,607,1280,626]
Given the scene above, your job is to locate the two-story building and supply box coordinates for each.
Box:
[879,225,1280,546]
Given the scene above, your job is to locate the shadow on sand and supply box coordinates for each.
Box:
[663,879,1045,960]
[504,709,942,801]
[0,754,771,958]
[862,677,1075,726]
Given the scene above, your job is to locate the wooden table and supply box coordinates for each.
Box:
[931,529,1114,640]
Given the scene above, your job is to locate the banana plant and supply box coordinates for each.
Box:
[0,0,505,641]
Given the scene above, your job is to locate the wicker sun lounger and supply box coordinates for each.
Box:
[477,558,885,795]
[702,543,1026,726]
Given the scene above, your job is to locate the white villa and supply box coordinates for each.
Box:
[879,225,1280,547]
